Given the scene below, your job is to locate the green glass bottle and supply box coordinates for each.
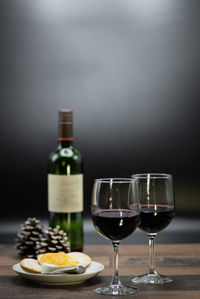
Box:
[48,109,83,252]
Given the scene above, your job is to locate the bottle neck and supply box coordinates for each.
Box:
[57,139,73,148]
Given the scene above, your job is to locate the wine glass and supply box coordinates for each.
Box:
[131,173,175,285]
[91,178,141,296]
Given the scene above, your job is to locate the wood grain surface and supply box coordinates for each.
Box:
[1,244,200,298]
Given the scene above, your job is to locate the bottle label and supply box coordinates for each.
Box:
[48,174,83,213]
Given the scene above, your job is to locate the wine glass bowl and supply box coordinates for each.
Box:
[131,173,175,285]
[91,178,141,295]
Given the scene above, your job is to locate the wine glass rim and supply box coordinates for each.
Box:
[132,173,172,179]
[95,178,135,183]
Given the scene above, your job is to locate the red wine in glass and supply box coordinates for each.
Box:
[92,209,140,241]
[139,204,175,234]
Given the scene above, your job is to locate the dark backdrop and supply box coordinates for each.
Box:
[0,0,199,219]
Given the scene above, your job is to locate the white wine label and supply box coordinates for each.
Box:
[48,174,83,213]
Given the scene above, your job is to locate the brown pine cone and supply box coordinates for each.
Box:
[35,225,70,255]
[16,217,44,258]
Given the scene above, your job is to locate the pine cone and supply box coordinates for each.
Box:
[35,226,70,255]
[16,217,44,258]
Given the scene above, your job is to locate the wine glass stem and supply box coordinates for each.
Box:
[111,241,120,285]
[148,234,156,274]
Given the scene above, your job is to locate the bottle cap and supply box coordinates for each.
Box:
[59,109,73,123]
[58,109,73,140]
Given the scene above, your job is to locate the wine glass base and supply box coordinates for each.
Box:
[94,283,139,296]
[131,273,173,285]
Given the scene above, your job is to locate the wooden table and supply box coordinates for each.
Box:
[1,244,200,298]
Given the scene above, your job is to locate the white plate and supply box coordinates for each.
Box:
[13,261,104,285]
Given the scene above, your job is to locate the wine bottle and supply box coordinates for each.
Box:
[48,109,83,251]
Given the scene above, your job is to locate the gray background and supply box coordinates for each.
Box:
[0,0,199,219]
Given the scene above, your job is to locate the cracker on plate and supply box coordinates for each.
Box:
[67,252,91,268]
[20,258,41,273]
